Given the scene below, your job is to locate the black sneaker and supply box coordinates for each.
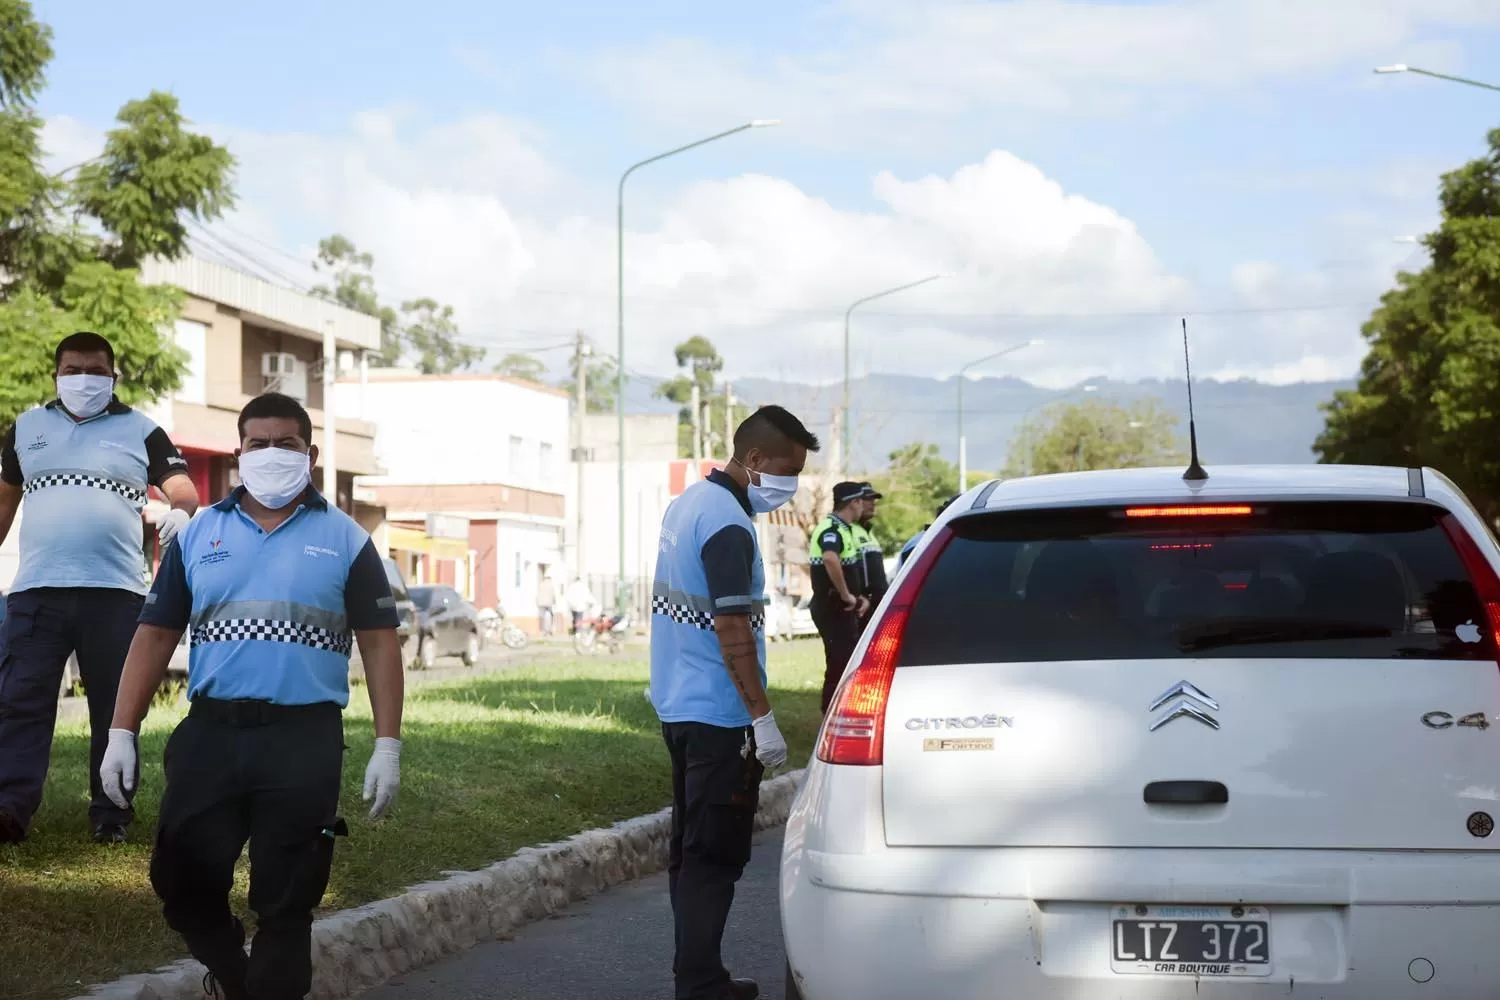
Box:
[0,810,23,844]
[91,822,127,845]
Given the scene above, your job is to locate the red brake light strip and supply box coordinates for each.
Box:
[1125,505,1254,518]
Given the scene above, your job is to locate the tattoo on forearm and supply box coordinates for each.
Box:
[718,628,764,707]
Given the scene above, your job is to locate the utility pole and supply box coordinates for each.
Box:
[321,320,338,508]
[358,350,369,422]
[690,382,703,463]
[724,383,735,458]
[572,332,590,578]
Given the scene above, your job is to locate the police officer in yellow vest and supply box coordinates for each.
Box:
[853,482,887,630]
[809,482,871,712]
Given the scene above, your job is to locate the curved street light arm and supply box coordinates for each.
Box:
[614,121,777,613]
[841,274,943,469]
[1374,64,1500,93]
[956,339,1040,490]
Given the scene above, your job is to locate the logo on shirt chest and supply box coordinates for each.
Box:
[199,538,232,567]
[26,434,47,453]
[303,545,340,559]
[97,439,129,451]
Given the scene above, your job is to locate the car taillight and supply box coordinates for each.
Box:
[1438,512,1500,654]
[817,526,952,766]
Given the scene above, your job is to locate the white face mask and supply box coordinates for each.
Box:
[56,375,115,419]
[237,447,312,510]
[734,458,799,514]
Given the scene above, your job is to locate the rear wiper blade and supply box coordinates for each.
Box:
[1178,620,1392,652]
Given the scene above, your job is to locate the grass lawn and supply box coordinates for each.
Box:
[0,642,827,1000]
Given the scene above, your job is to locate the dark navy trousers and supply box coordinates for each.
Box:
[0,587,144,835]
[663,721,764,1000]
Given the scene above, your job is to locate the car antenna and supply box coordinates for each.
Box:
[1180,317,1208,482]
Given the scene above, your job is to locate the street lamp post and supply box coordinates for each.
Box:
[1020,384,1097,477]
[1374,64,1500,93]
[956,339,1041,491]
[841,275,941,474]
[615,120,778,613]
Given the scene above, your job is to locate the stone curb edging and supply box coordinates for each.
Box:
[73,768,806,1000]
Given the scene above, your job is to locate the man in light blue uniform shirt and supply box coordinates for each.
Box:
[101,392,406,1000]
[651,404,819,1000]
[0,331,199,844]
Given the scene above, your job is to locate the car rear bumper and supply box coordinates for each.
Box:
[782,884,1500,998]
[781,765,1500,999]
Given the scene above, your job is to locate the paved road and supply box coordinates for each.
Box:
[364,831,787,1000]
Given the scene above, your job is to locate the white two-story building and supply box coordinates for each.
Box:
[335,371,569,628]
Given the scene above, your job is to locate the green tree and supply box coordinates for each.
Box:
[656,336,728,456]
[1005,397,1184,476]
[310,235,400,365]
[494,352,546,382]
[657,335,723,401]
[0,1,236,427]
[868,443,963,555]
[400,297,485,375]
[309,235,484,374]
[1316,127,1500,519]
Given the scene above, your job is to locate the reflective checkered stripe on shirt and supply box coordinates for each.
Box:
[191,618,354,656]
[23,470,147,509]
[650,595,765,633]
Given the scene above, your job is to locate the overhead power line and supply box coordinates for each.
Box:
[213,220,319,273]
[190,222,313,294]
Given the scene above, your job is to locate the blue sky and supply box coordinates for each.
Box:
[32,0,1500,387]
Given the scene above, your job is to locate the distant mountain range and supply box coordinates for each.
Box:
[620,373,1355,474]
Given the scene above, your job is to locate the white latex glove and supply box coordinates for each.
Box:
[362,737,402,820]
[100,729,138,810]
[752,711,789,769]
[157,508,190,546]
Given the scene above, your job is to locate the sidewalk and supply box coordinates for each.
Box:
[362,831,787,1000]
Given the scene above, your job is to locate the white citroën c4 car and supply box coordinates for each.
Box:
[782,464,1500,999]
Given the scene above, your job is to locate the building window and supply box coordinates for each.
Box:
[174,319,208,405]
[509,435,523,475]
[515,552,523,588]
[539,441,554,481]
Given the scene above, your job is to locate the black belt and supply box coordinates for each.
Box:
[189,697,340,727]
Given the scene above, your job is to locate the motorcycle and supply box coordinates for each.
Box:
[573,611,631,655]
[477,606,529,651]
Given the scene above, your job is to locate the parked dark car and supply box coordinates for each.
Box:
[349,558,421,679]
[382,558,420,667]
[408,584,481,667]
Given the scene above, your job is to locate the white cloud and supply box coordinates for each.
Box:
[576,0,1500,145]
[44,108,1402,389]
[40,115,104,173]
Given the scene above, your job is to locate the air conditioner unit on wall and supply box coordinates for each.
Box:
[261,352,298,377]
[261,352,308,403]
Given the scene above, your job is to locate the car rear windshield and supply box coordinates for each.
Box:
[900,500,1495,665]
